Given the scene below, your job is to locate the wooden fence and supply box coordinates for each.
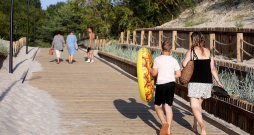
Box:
[120,27,254,63]
[13,37,27,56]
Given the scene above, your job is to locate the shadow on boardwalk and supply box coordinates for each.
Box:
[114,98,199,135]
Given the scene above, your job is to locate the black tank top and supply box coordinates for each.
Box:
[189,48,213,84]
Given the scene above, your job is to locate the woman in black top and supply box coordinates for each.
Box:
[182,32,223,135]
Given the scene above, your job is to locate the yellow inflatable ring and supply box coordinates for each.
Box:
[137,48,154,102]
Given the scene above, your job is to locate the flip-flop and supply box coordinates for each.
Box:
[160,123,169,135]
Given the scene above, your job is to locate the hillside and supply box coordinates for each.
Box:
[158,0,254,28]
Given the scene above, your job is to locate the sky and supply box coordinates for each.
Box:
[41,0,67,10]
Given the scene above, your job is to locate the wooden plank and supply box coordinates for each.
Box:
[29,48,227,134]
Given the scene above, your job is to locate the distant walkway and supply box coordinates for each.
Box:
[29,48,226,134]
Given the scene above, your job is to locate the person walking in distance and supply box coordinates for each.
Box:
[51,31,65,64]
[66,30,77,64]
[86,27,96,63]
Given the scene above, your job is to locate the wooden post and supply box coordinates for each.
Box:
[172,31,177,50]
[100,39,102,48]
[189,32,193,48]
[103,39,106,47]
[133,31,136,45]
[96,36,99,49]
[210,33,215,51]
[237,33,243,63]
[121,32,124,44]
[148,31,152,47]
[83,32,85,38]
[159,31,163,48]
[79,33,80,39]
[127,30,130,44]
[140,30,144,46]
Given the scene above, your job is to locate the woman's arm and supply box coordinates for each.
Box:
[89,33,92,47]
[210,56,223,88]
[51,36,55,48]
[182,49,191,67]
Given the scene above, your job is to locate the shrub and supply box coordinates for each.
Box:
[234,21,244,27]
[0,39,9,57]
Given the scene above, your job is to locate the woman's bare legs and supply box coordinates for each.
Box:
[165,104,173,134]
[57,57,60,63]
[68,55,71,63]
[70,55,73,63]
[192,98,204,132]
[190,97,206,135]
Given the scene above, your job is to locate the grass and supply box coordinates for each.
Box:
[101,41,254,103]
[0,39,9,57]
[184,17,207,27]
[234,21,245,27]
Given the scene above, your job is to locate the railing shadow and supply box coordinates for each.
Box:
[0,81,19,102]
[13,59,27,72]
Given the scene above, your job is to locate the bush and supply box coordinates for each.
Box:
[0,39,9,57]
[234,21,244,27]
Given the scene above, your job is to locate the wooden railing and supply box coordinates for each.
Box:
[119,28,254,73]
[120,27,254,63]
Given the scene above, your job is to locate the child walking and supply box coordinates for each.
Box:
[150,40,181,135]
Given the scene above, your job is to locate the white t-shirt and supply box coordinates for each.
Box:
[153,55,180,85]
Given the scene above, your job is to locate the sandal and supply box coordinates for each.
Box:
[201,123,207,135]
[160,123,169,135]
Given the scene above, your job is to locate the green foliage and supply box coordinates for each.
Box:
[234,21,244,27]
[0,0,45,44]
[184,17,207,27]
[0,39,9,57]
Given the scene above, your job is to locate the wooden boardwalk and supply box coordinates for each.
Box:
[29,48,226,135]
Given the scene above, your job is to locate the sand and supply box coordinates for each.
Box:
[0,46,65,134]
[158,0,254,28]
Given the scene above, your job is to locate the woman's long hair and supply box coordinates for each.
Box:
[191,31,206,56]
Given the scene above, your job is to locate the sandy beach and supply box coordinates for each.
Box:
[0,47,64,134]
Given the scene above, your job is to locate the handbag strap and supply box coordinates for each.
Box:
[191,47,199,60]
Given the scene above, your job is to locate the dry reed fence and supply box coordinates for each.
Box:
[98,50,254,134]
[13,37,27,56]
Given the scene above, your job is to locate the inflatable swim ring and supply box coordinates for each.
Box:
[137,48,154,102]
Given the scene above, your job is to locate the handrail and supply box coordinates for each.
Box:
[161,35,171,39]
[241,39,254,47]
[175,41,181,47]
[241,48,254,58]
[213,46,236,57]
[176,36,186,41]
[214,40,236,46]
